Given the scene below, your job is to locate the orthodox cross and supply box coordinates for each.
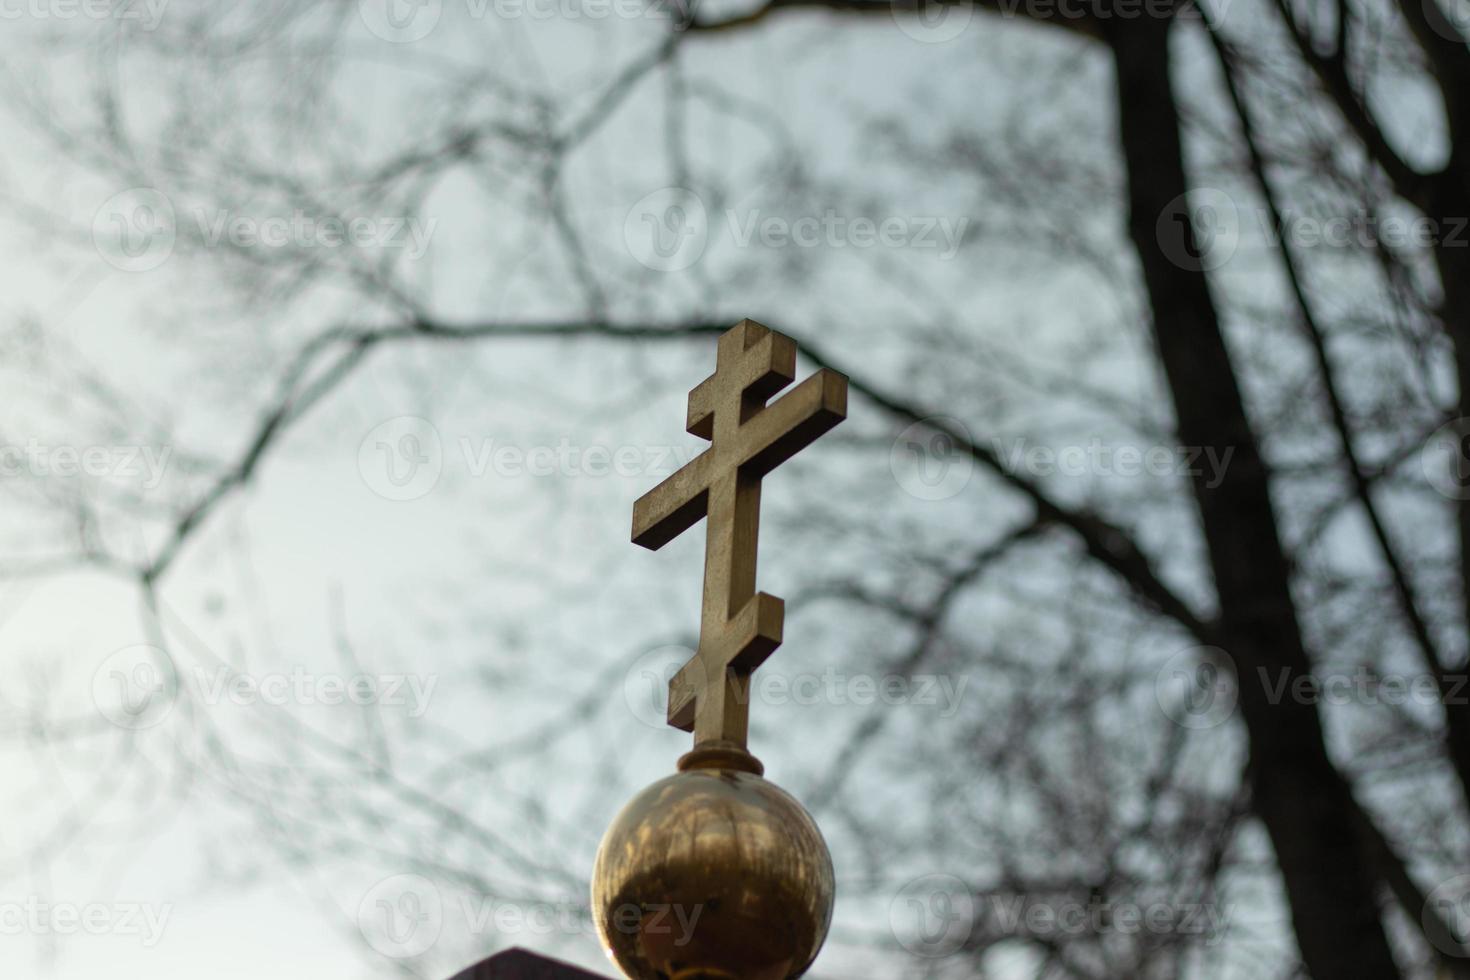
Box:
[632,319,847,750]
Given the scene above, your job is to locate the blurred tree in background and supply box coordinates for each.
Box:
[2,0,1469,976]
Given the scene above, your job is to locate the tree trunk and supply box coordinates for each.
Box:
[1105,15,1401,977]
[1433,179,1470,801]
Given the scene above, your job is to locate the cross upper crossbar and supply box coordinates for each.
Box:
[631,319,847,749]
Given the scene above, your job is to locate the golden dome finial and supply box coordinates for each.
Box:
[592,744,835,980]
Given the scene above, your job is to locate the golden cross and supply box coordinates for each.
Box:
[632,319,847,750]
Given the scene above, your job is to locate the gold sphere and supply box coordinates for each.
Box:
[592,749,835,980]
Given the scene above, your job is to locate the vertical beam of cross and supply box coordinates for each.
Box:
[632,319,847,750]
